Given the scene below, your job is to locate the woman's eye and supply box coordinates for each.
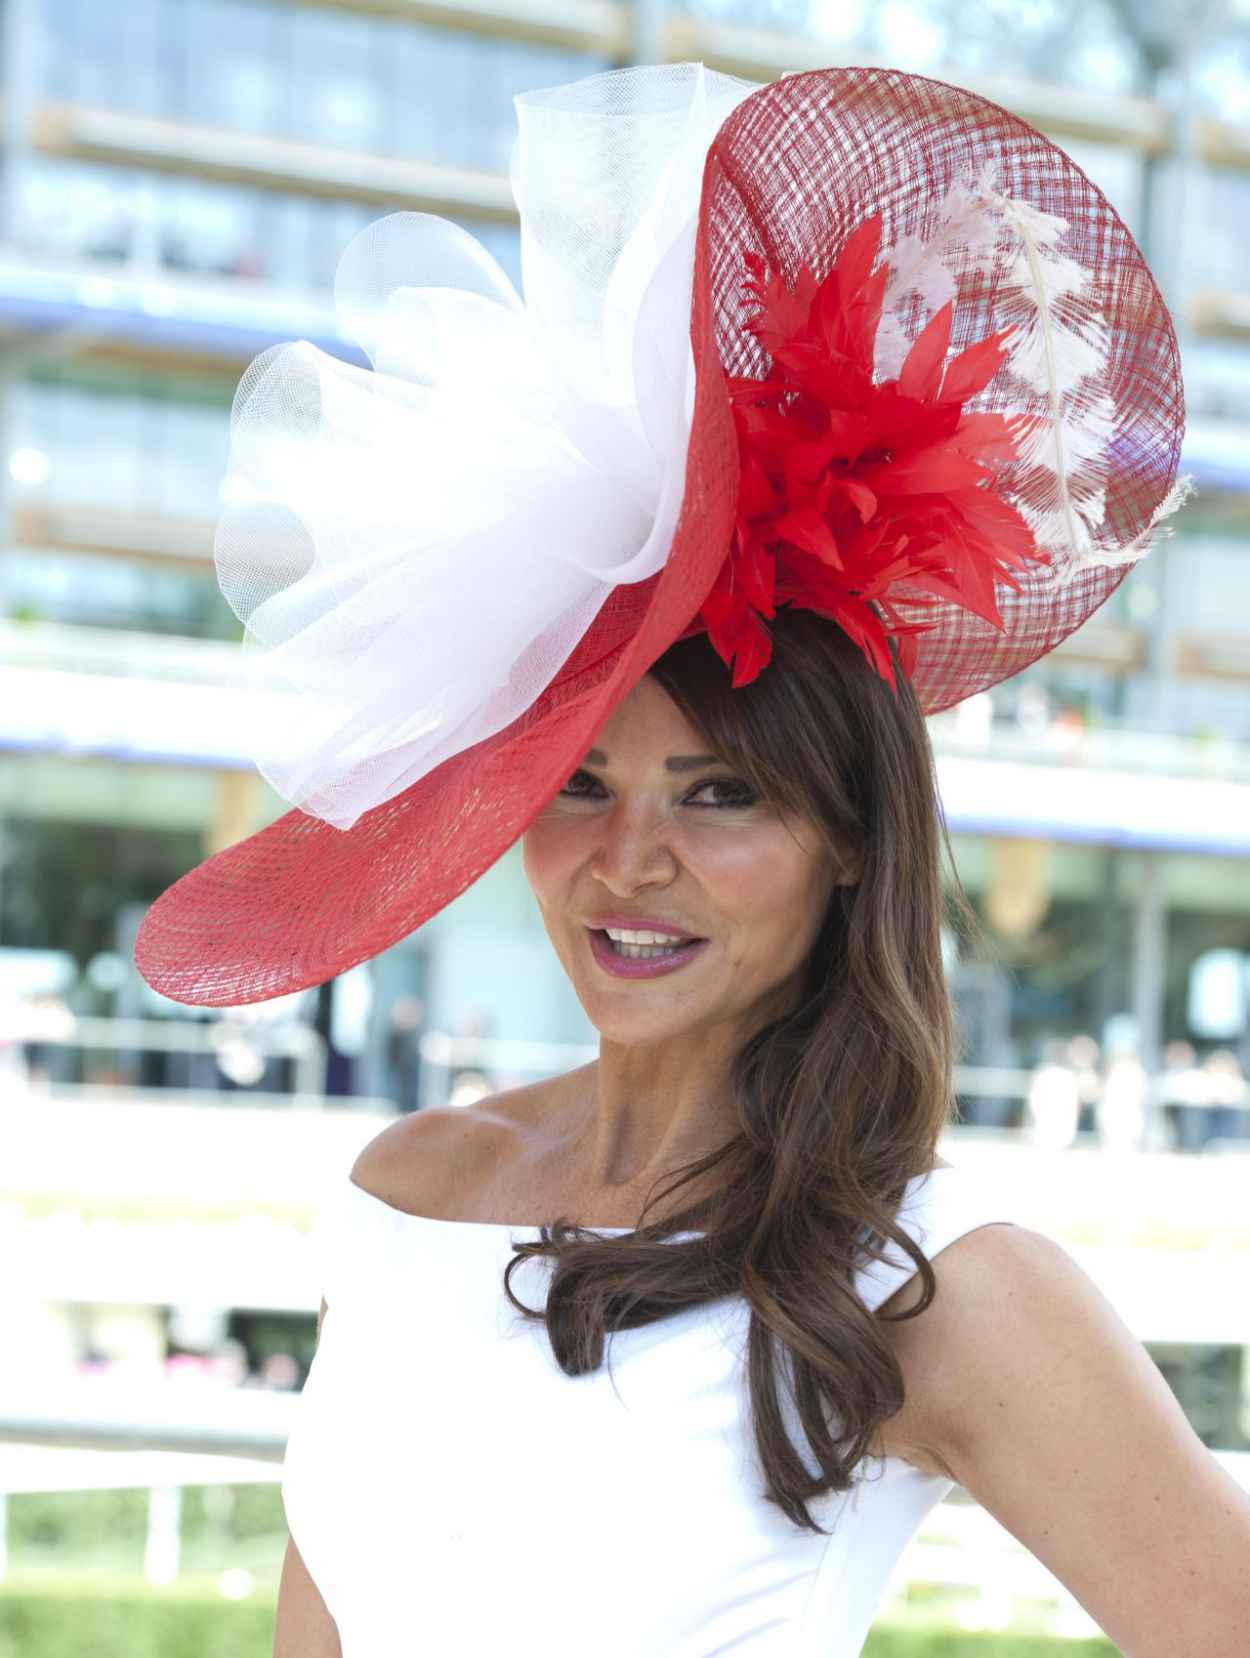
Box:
[689,778,758,808]
[558,770,757,808]
[558,770,601,799]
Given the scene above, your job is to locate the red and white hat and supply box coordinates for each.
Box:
[136,61,1189,1007]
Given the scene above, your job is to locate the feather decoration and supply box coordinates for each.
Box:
[873,163,1003,379]
[694,164,1193,690]
[984,191,1118,586]
[873,170,1191,586]
[1062,471,1196,577]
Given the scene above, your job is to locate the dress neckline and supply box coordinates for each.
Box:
[343,1162,954,1238]
[345,1174,707,1237]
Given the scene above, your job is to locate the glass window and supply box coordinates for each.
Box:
[121,0,164,116]
[179,0,284,132]
[405,26,481,168]
[263,193,320,292]
[1057,138,1143,241]
[53,388,144,512]
[36,0,163,115]
[30,0,80,102]
[12,157,138,261]
[15,548,222,634]
[140,391,220,520]
[1158,534,1250,638]
[157,401,230,521]
[304,199,371,293]
[288,7,385,151]
[49,0,112,108]
[9,382,61,505]
[160,174,259,281]
[10,156,68,256]
[1173,166,1250,294]
[1182,338,1250,426]
[1193,33,1250,125]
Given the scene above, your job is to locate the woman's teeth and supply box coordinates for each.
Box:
[600,928,696,959]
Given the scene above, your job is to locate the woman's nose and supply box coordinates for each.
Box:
[589,801,679,891]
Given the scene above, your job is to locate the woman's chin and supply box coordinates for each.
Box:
[580,997,707,1048]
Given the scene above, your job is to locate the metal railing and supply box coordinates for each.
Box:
[6,1016,1248,1154]
[7,1012,329,1096]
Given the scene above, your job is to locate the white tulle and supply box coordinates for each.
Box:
[214,63,759,830]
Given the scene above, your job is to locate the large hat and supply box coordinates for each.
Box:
[135,61,1187,1008]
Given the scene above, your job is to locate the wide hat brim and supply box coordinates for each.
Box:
[136,65,1183,1007]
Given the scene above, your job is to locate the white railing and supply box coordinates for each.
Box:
[2,1407,1248,1612]
[7,1012,329,1097]
[416,1033,1250,1152]
[8,1017,1247,1157]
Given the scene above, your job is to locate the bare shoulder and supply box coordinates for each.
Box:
[888,1225,1250,1652]
[875,1222,1072,1480]
[348,1079,557,1216]
[348,1104,497,1214]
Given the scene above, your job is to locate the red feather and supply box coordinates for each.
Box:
[898,301,954,401]
[692,222,1050,695]
[939,325,1016,404]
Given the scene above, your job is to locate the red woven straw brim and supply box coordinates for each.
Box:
[135,66,1183,1006]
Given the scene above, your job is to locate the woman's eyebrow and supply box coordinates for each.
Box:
[583,748,721,773]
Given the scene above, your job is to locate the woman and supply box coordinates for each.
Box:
[136,62,1249,1658]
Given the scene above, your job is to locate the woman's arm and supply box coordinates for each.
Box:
[910,1225,1250,1657]
[274,1298,342,1658]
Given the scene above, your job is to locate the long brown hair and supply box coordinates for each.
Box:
[502,606,984,1534]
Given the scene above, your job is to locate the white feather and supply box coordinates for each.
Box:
[881,163,1002,312]
[995,196,1072,248]
[873,312,911,379]
[871,171,1189,585]
[1004,307,1109,397]
[1018,498,1100,562]
[1059,473,1197,585]
[1007,392,1117,481]
[985,190,1116,576]
[873,165,1002,379]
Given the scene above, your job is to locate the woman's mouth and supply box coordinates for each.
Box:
[586,927,709,980]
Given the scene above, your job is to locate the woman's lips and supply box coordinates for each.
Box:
[585,927,709,980]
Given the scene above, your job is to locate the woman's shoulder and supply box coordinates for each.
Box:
[350,1104,488,1213]
[347,1083,551,1217]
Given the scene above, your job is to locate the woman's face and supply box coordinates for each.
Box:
[521,674,845,1047]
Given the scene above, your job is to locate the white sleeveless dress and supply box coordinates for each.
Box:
[282,1160,1017,1656]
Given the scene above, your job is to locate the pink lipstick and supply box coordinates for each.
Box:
[586,927,709,980]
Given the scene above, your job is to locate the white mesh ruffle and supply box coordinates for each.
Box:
[214,63,759,830]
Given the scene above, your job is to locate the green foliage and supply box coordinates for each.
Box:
[865,1631,1117,1656]
[6,1485,286,1565]
[0,1578,275,1658]
[0,1574,1120,1658]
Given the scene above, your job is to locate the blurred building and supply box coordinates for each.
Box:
[0,0,1249,1100]
[1,0,1250,1625]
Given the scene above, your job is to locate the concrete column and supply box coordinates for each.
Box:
[206,769,259,858]
[0,0,38,246]
[1131,851,1167,1134]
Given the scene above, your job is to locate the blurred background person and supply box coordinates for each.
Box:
[1098,1048,1151,1154]
[1024,1037,1081,1151]
[1160,1038,1209,1152]
[1202,1047,1250,1149]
